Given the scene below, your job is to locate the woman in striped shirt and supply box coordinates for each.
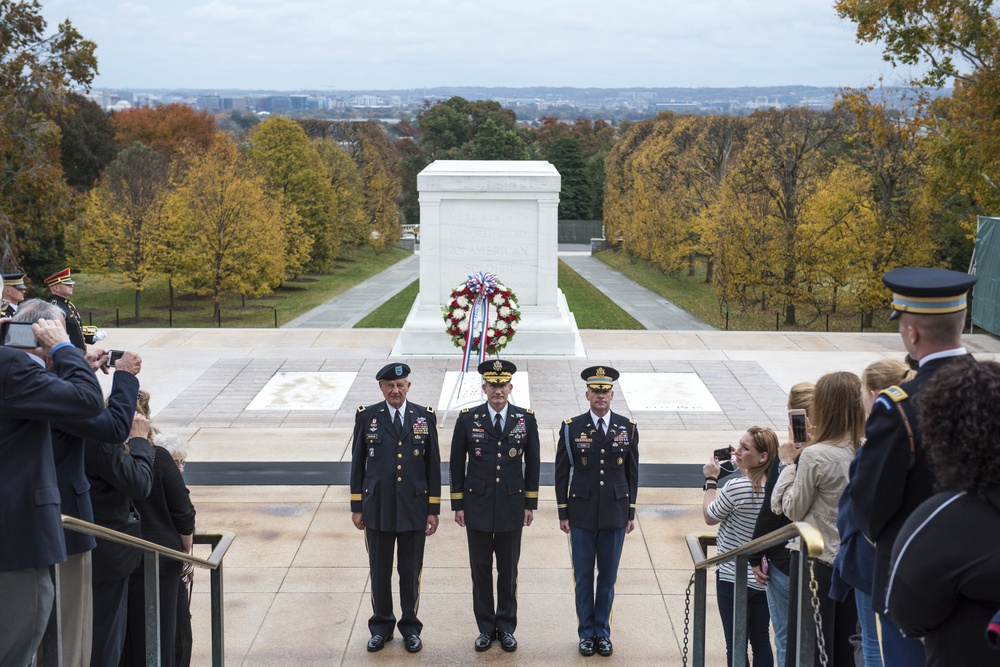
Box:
[704,426,779,667]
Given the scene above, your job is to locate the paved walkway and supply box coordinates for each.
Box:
[282,254,418,328]
[282,246,714,331]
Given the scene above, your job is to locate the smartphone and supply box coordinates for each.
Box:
[713,446,732,461]
[3,322,38,349]
[761,555,769,576]
[108,349,125,368]
[789,409,808,444]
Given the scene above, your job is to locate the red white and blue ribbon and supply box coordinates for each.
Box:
[460,272,498,372]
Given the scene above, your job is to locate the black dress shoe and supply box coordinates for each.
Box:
[367,634,392,652]
[404,634,422,653]
[474,632,494,652]
[596,636,613,656]
[579,637,596,656]
[499,631,517,652]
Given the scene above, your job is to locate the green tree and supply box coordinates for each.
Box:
[313,137,368,248]
[75,143,174,317]
[168,134,304,316]
[544,136,590,219]
[248,117,340,271]
[56,92,117,191]
[0,0,98,277]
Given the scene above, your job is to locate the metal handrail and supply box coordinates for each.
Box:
[684,521,826,667]
[42,516,235,667]
[61,515,234,569]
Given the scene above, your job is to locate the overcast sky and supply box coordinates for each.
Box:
[41,0,911,91]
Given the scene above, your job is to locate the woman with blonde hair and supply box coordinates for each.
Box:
[704,425,779,666]
[749,382,814,667]
[772,371,864,666]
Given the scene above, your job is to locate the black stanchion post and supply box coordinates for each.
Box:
[860,313,864,332]
[826,314,830,332]
[217,309,221,328]
[775,313,780,331]
[89,312,93,325]
[116,308,120,328]
[725,310,729,331]
[273,307,278,328]
[169,308,173,328]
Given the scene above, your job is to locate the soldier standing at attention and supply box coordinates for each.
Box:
[1,272,27,317]
[45,267,86,350]
[555,366,639,657]
[450,359,540,653]
[848,267,976,665]
[350,363,441,654]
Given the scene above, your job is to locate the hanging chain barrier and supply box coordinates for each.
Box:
[681,573,694,666]
[808,558,829,667]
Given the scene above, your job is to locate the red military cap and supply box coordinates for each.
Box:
[44,267,75,286]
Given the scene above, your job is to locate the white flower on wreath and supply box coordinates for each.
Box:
[487,329,495,338]
[498,306,511,317]
[457,296,469,307]
[455,309,466,321]
[459,320,469,332]
[509,321,517,330]
[498,336,508,345]
[492,294,504,305]
[497,321,508,332]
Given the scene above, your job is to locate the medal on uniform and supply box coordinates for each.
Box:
[413,448,420,457]
[617,457,624,465]
[509,447,517,458]
[581,456,588,466]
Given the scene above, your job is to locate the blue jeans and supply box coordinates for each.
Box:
[879,614,926,667]
[765,565,790,667]
[854,589,883,667]
[717,574,774,667]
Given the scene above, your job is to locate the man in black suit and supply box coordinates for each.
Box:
[450,359,540,653]
[555,366,639,657]
[849,267,976,664]
[350,362,441,654]
[0,303,104,666]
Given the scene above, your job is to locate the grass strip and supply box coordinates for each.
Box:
[355,280,419,328]
[558,260,644,329]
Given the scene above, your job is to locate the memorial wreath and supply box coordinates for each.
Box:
[443,272,521,369]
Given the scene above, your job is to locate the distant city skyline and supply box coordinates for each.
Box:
[42,0,921,90]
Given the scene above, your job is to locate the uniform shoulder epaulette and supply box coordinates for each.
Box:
[879,386,908,403]
[526,409,534,414]
[563,418,572,425]
[426,406,434,413]
[629,418,636,424]
[461,407,470,413]
[357,405,366,412]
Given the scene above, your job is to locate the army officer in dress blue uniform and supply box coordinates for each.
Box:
[1,272,27,318]
[555,366,639,657]
[350,362,441,654]
[450,359,540,653]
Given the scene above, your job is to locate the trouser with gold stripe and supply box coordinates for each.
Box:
[466,527,522,635]
[365,527,425,637]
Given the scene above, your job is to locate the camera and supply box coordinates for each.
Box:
[107,350,125,368]
[789,409,808,443]
[2,322,39,349]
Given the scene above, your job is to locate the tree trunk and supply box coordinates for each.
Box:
[169,278,175,310]
[134,289,141,319]
[785,302,796,326]
[862,311,874,329]
[705,258,714,284]
[687,255,695,277]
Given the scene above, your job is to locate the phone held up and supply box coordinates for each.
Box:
[1,321,39,349]
[789,409,808,444]
[107,350,125,368]
[713,446,732,461]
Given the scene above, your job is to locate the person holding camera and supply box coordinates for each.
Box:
[703,426,777,667]
[0,290,104,666]
[555,366,638,658]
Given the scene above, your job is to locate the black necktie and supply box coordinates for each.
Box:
[597,417,605,436]
[393,410,402,436]
[494,413,502,434]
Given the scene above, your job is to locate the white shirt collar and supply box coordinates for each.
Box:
[487,404,508,424]
[389,401,407,420]
[590,411,610,428]
[919,347,967,366]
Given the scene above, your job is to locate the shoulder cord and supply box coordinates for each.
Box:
[563,423,574,468]
[895,403,916,468]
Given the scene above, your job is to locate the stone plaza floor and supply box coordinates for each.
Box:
[100,326,1000,665]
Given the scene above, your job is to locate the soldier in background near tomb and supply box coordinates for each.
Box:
[45,267,86,350]
[555,366,639,657]
[1,272,27,317]
[450,359,540,653]
[350,362,441,654]
[848,266,976,666]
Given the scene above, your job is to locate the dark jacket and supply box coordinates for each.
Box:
[350,400,441,533]
[748,456,791,575]
[51,370,140,556]
[0,344,103,572]
[51,295,86,351]
[831,454,875,600]
[132,446,196,577]
[554,411,639,531]
[450,402,540,533]
[887,486,1000,666]
[850,354,970,610]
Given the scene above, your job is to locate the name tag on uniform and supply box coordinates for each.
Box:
[471,429,486,443]
[366,433,379,444]
[575,436,592,451]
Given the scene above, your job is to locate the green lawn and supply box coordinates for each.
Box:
[354,261,645,330]
[595,248,897,332]
[355,280,419,327]
[558,260,644,329]
[67,245,412,328]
